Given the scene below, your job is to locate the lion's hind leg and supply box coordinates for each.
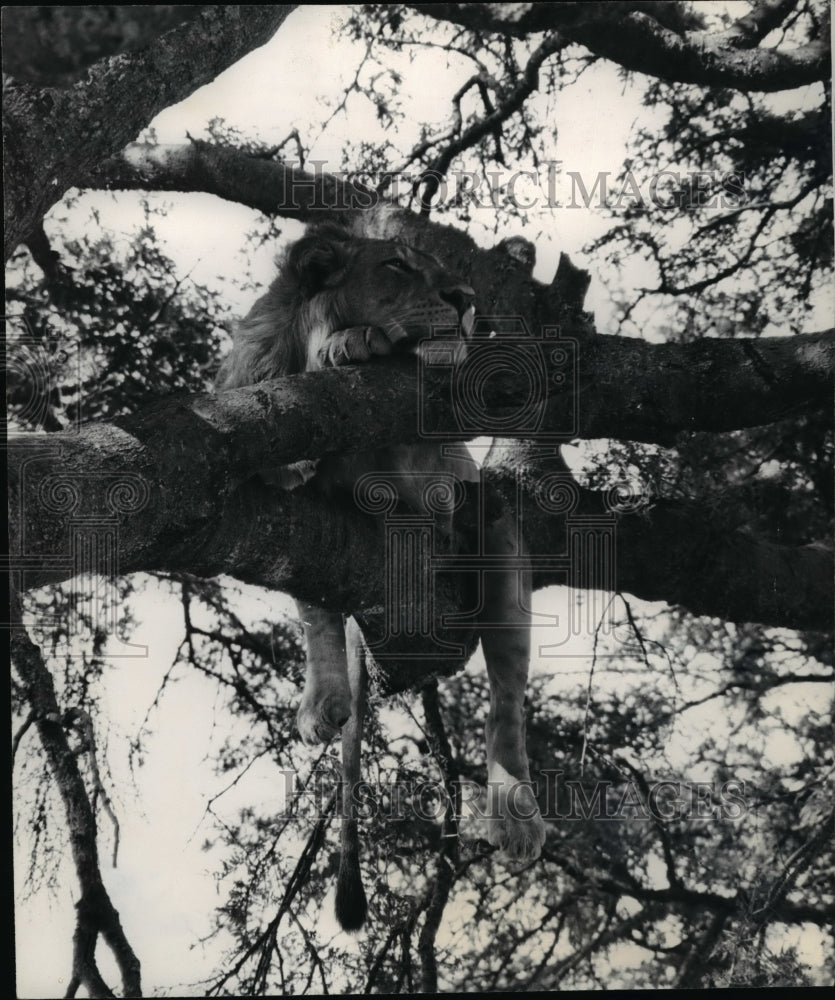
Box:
[479,514,546,863]
[295,601,353,745]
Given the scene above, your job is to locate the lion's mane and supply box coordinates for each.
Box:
[216,223,356,390]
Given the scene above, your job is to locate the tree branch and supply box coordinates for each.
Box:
[8,358,833,681]
[410,3,830,91]
[1,7,206,86]
[4,5,296,259]
[546,847,832,927]
[11,608,141,997]
[89,141,373,223]
[417,33,568,212]
[727,0,801,47]
[417,681,461,992]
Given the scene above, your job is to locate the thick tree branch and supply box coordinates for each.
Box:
[4,6,296,259]
[89,141,372,224]
[8,358,833,672]
[1,7,207,86]
[45,327,835,465]
[410,2,830,92]
[9,327,834,585]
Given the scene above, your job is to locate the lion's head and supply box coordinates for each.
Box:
[216,223,475,389]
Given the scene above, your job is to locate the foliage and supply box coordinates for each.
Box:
[6,205,231,430]
[587,79,832,336]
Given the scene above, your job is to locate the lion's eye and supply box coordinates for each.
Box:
[384,258,412,273]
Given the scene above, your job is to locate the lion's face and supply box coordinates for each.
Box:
[215,225,477,390]
[291,227,476,345]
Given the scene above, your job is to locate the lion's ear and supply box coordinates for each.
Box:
[288,229,351,298]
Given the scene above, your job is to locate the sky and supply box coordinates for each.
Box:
[13,5,832,996]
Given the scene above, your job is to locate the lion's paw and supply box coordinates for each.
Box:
[322,326,392,367]
[296,690,351,746]
[487,807,547,863]
[261,461,319,491]
[486,768,546,864]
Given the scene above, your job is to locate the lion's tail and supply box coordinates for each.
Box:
[336,815,367,931]
[335,619,368,932]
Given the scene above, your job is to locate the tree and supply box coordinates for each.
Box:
[6,3,833,995]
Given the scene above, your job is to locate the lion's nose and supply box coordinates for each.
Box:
[440,283,476,318]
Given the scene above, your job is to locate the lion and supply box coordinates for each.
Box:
[216,223,546,930]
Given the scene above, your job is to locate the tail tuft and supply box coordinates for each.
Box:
[335,852,367,931]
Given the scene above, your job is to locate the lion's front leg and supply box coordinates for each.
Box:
[309,325,394,369]
[479,513,546,863]
[295,600,353,745]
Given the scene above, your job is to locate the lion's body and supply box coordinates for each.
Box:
[217,224,545,930]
